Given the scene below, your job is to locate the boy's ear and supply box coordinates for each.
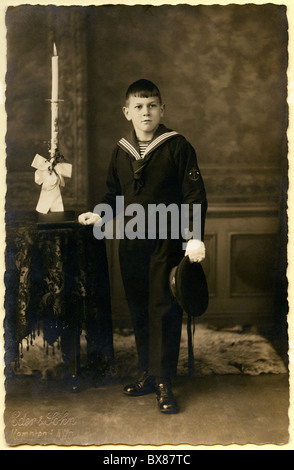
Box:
[122,106,132,121]
[160,104,165,117]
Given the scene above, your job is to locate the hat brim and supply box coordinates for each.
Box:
[170,256,209,317]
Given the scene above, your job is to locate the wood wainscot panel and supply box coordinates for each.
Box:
[201,204,282,328]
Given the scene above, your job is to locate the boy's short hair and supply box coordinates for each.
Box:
[125,79,162,105]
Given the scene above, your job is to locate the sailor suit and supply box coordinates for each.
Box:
[99,124,207,378]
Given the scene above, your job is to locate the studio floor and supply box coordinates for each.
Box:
[3,370,290,449]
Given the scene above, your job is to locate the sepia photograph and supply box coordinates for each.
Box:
[1,1,291,450]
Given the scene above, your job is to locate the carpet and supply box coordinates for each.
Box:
[11,323,288,380]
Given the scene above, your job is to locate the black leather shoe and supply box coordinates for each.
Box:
[156,383,178,414]
[123,372,156,396]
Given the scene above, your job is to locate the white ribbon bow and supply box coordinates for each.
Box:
[31,153,72,214]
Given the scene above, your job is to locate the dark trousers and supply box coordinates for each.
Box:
[119,238,184,379]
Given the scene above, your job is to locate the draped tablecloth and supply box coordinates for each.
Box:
[4,211,114,378]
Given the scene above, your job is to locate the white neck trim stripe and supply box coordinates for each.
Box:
[119,138,141,160]
[118,131,179,160]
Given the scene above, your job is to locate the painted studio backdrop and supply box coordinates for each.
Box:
[5,4,288,334]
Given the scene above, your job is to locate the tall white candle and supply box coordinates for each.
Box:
[52,43,58,102]
[51,43,59,158]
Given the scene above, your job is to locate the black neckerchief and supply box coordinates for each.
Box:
[117,124,179,194]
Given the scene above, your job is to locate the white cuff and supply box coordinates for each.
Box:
[185,239,206,263]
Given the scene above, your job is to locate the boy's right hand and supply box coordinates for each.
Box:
[78,212,102,225]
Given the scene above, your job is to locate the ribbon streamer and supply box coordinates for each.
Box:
[31,153,72,214]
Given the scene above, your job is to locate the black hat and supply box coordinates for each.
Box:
[169,255,209,317]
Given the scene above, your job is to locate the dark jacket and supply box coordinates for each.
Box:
[99,124,207,240]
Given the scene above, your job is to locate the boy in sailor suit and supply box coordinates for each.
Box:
[79,79,207,414]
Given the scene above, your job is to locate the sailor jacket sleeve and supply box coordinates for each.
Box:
[99,148,122,216]
[173,137,207,241]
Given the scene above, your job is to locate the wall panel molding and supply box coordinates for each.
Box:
[229,232,279,297]
[203,211,281,328]
[203,232,217,297]
[202,167,283,205]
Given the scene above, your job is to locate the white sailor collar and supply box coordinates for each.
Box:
[117,124,179,160]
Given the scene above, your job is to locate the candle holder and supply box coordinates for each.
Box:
[31,43,73,222]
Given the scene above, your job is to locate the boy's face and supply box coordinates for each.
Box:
[123,95,165,140]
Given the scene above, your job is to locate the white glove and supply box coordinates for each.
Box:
[185,239,206,263]
[78,212,102,226]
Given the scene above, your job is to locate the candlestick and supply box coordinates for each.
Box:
[51,43,59,158]
[32,43,72,214]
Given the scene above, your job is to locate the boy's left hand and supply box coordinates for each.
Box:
[185,239,206,263]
